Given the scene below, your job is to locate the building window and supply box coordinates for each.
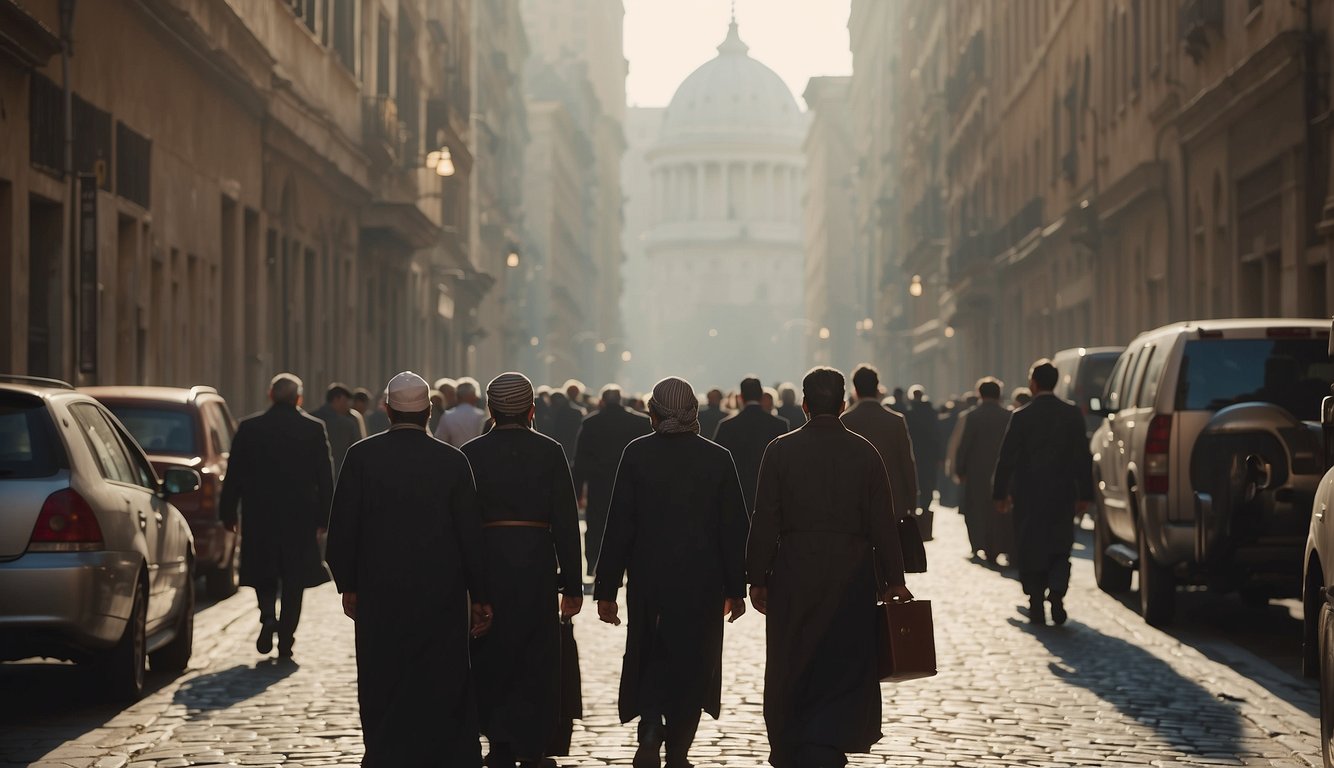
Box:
[28,74,62,175]
[1131,0,1142,93]
[333,0,357,70]
[115,122,152,209]
[376,12,391,96]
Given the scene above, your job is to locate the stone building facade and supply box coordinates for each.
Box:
[860,0,1334,394]
[1,0,482,414]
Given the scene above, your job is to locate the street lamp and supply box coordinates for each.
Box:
[818,327,831,340]
[426,147,455,177]
[621,350,633,363]
[908,274,924,297]
[944,325,956,338]
[506,250,520,268]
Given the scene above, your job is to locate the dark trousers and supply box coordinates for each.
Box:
[638,709,701,764]
[1020,554,1072,601]
[254,579,305,650]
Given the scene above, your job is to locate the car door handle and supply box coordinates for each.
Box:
[154,511,164,526]
[137,510,148,531]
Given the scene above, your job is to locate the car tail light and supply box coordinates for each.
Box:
[29,489,104,552]
[198,472,219,518]
[1144,415,1172,495]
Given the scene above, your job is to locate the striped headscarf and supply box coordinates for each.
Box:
[649,377,700,435]
[486,372,535,415]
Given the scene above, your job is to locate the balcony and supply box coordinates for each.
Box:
[363,95,404,166]
[948,230,996,279]
[945,31,985,115]
[905,185,945,258]
[1180,0,1224,62]
[1003,197,1045,249]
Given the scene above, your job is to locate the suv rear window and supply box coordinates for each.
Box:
[106,406,198,456]
[1176,338,1334,421]
[0,393,63,479]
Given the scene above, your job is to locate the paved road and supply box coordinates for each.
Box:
[1,509,1323,767]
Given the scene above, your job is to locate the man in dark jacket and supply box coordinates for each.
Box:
[326,371,492,767]
[992,360,1094,626]
[953,378,1012,563]
[572,384,651,578]
[310,382,365,478]
[595,376,749,768]
[840,364,917,523]
[713,376,789,512]
[904,385,941,539]
[545,392,585,465]
[220,373,334,658]
[776,383,806,429]
[462,373,583,768]
[748,367,911,768]
[698,388,730,440]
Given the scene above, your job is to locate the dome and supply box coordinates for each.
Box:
[659,21,805,145]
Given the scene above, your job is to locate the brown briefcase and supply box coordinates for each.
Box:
[876,599,937,682]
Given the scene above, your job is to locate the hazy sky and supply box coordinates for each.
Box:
[623,0,854,109]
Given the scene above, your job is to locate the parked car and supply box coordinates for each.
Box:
[84,386,238,600]
[0,376,199,699]
[1051,346,1123,438]
[1090,319,1330,627]
[1303,322,1334,766]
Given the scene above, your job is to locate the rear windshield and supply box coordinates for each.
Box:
[1176,338,1333,421]
[0,393,63,479]
[1077,354,1119,404]
[106,406,197,456]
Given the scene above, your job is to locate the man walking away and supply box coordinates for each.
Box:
[311,382,365,478]
[595,377,749,768]
[548,391,585,465]
[776,383,805,429]
[841,364,917,526]
[953,378,1012,563]
[356,388,391,435]
[220,373,334,659]
[714,376,790,512]
[698,388,730,440]
[904,385,941,539]
[462,373,583,768]
[992,360,1093,626]
[572,385,651,580]
[326,372,492,767]
[436,377,487,447]
[748,367,911,768]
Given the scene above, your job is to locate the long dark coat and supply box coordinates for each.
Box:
[713,404,790,512]
[594,432,749,724]
[219,403,333,588]
[548,401,585,465]
[991,394,1093,571]
[325,426,488,768]
[747,416,906,765]
[572,404,652,575]
[461,426,583,758]
[840,398,918,523]
[311,403,364,477]
[954,400,1013,556]
[699,405,731,440]
[904,401,940,505]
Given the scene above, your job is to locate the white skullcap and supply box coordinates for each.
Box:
[385,371,430,412]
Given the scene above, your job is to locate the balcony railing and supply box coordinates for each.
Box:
[363,95,403,164]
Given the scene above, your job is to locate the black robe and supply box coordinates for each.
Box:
[461,426,583,758]
[594,431,749,724]
[572,404,652,575]
[991,394,1093,571]
[219,403,333,589]
[325,426,488,768]
[747,416,905,765]
[714,404,790,512]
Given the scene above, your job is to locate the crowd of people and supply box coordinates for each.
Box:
[215,358,1092,768]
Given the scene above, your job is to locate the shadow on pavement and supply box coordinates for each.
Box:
[173,658,299,720]
[1010,617,1245,757]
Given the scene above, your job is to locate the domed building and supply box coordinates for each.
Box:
[624,20,807,391]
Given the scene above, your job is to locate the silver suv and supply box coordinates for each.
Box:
[1090,320,1330,627]
[0,376,200,699]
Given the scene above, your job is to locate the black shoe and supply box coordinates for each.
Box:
[1025,599,1045,625]
[633,724,664,768]
[278,636,294,658]
[256,619,276,654]
[1050,600,1068,626]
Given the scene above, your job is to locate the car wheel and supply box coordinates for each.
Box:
[205,549,239,600]
[103,579,146,701]
[1320,602,1334,767]
[1094,501,1132,593]
[1138,518,1176,627]
[152,569,194,674]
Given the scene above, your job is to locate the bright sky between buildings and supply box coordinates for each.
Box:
[623,0,853,109]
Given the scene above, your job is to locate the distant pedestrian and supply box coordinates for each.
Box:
[698,387,730,439]
[429,389,446,434]
[326,371,492,767]
[595,376,749,768]
[435,377,460,410]
[435,377,487,447]
[953,378,1012,563]
[886,386,908,414]
[310,382,365,477]
[462,373,583,768]
[992,360,1094,626]
[547,391,585,465]
[841,364,918,524]
[748,367,911,768]
[355,388,390,435]
[219,373,334,659]
[1011,386,1033,408]
[776,382,806,428]
[761,386,778,415]
[904,385,941,539]
[572,385,651,580]
[714,376,790,512]
[936,400,961,508]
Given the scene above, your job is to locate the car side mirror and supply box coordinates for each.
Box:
[162,466,201,497]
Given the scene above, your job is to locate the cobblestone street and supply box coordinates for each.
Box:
[1,509,1323,768]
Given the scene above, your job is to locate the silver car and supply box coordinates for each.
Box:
[0,376,199,699]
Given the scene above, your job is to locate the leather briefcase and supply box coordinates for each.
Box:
[876,599,937,682]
